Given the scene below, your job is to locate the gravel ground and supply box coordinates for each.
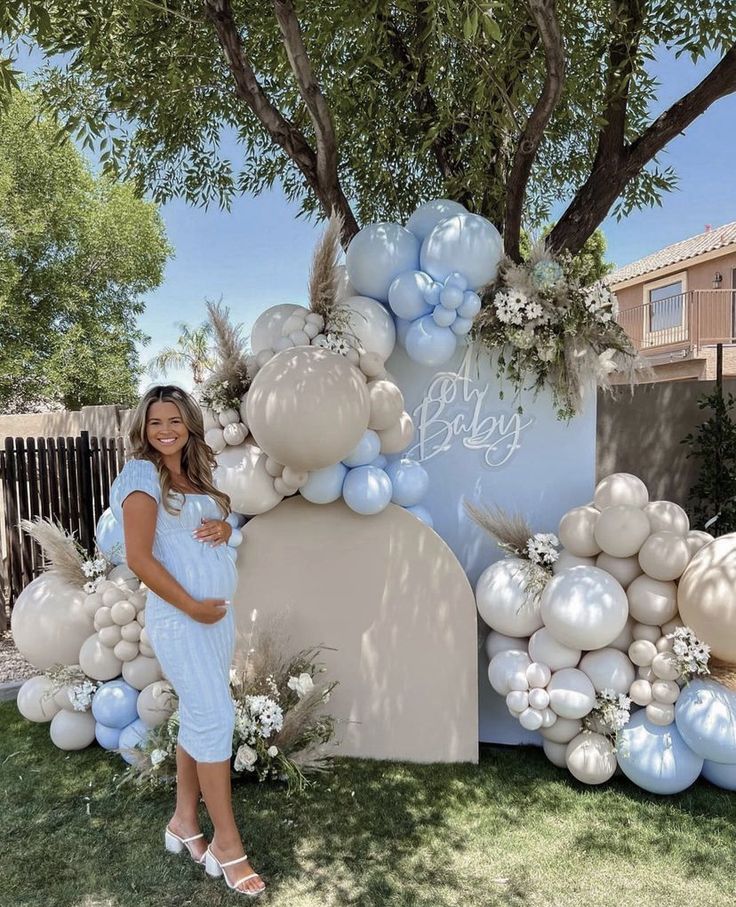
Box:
[0,628,37,683]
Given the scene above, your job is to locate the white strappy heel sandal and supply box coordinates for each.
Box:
[205,845,266,897]
[164,825,207,866]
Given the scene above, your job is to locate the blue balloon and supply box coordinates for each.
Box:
[395,318,413,347]
[405,199,467,242]
[405,505,434,528]
[387,270,433,321]
[95,508,126,566]
[702,759,736,790]
[92,679,140,729]
[444,271,468,291]
[432,306,457,328]
[345,223,420,302]
[675,679,736,764]
[616,710,703,794]
[300,462,348,504]
[420,213,503,289]
[342,430,382,468]
[458,291,482,319]
[117,717,150,765]
[371,454,388,470]
[405,315,457,367]
[439,285,464,310]
[451,316,474,336]
[386,459,429,507]
[342,466,393,516]
[95,721,122,751]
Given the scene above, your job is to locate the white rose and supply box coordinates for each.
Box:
[287,672,314,699]
[234,744,258,772]
[150,748,167,767]
[267,745,278,757]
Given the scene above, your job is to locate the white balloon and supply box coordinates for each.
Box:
[643,501,689,536]
[632,622,660,643]
[526,662,552,689]
[223,422,249,447]
[17,675,62,723]
[487,650,532,696]
[566,732,617,785]
[594,506,651,558]
[528,627,581,671]
[646,701,676,726]
[540,716,583,744]
[214,442,284,516]
[205,427,226,454]
[627,574,678,625]
[547,668,596,719]
[484,631,528,662]
[651,679,680,704]
[579,648,635,695]
[250,304,305,354]
[540,566,628,651]
[628,639,657,667]
[684,530,714,557]
[594,473,649,510]
[608,616,635,653]
[506,690,529,713]
[334,264,357,302]
[519,708,544,731]
[638,531,690,581]
[475,558,544,637]
[558,506,601,557]
[339,295,397,361]
[552,550,596,574]
[595,552,642,588]
[543,739,568,768]
[218,408,240,427]
[629,679,653,706]
[651,651,680,681]
[529,688,550,711]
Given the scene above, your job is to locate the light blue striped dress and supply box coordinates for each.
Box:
[110,458,238,762]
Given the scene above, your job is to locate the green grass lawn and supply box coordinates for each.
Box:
[1,700,735,907]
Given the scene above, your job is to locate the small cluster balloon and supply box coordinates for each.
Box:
[476,472,736,794]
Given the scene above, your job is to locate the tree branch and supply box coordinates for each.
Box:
[202,0,358,245]
[549,42,736,255]
[503,0,565,261]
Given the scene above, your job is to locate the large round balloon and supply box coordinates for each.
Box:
[345,223,420,302]
[79,634,124,681]
[675,680,736,764]
[214,441,284,515]
[404,315,457,367]
[476,558,544,637]
[420,213,503,289]
[16,675,62,723]
[406,199,467,241]
[246,347,370,473]
[49,709,96,751]
[385,459,429,507]
[579,648,636,695]
[594,473,649,510]
[339,296,397,361]
[117,717,150,765]
[95,508,126,565]
[11,574,93,671]
[677,533,736,660]
[566,732,617,785]
[250,303,305,354]
[702,759,736,790]
[540,566,628,650]
[547,668,596,719]
[387,270,434,321]
[91,679,140,729]
[593,506,650,558]
[616,710,703,794]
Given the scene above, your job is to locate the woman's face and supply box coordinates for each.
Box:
[146,400,190,458]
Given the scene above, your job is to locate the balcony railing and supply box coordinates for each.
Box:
[616,289,736,354]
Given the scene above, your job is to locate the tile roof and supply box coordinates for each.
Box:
[607,221,736,286]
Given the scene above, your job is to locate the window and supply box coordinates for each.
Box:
[648,280,683,332]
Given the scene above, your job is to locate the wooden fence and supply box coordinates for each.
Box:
[1,431,125,610]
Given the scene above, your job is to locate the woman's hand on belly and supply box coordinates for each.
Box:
[184,598,230,624]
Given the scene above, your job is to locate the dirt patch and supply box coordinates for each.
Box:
[0,629,37,683]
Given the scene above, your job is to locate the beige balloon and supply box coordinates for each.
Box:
[108,564,139,591]
[53,686,76,711]
[539,716,582,744]
[643,501,689,536]
[10,574,93,671]
[223,422,248,446]
[377,411,415,455]
[94,606,114,629]
[558,506,601,557]
[628,639,657,667]
[79,634,123,681]
[638,531,690,581]
[627,574,678,625]
[114,639,140,662]
[111,600,136,626]
[677,532,736,660]
[594,506,650,558]
[595,552,642,588]
[552,550,596,574]
[367,380,404,431]
[246,347,370,472]
[136,680,177,729]
[98,624,122,648]
[594,473,649,510]
[16,675,61,723]
[565,732,617,785]
[123,654,163,690]
[102,586,126,607]
[214,441,284,516]
[632,622,661,643]
[49,709,96,750]
[629,679,653,706]
[83,593,104,618]
[608,616,635,653]
[542,739,568,768]
[684,530,714,558]
[121,622,141,642]
[646,701,675,726]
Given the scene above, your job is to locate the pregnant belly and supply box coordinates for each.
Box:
[157,535,239,601]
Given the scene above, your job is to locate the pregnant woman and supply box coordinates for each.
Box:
[111,384,265,897]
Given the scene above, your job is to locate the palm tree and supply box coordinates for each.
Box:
[148,322,214,385]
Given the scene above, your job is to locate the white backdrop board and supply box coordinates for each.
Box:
[387,343,597,743]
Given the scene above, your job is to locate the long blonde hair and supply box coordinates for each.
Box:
[127,385,231,517]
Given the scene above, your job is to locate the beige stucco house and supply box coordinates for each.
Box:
[609,221,736,381]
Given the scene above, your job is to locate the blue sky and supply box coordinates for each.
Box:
[10,42,736,390]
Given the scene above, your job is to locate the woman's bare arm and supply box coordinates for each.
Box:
[123,492,227,624]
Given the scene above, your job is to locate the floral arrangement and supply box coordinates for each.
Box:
[584,689,632,742]
[124,617,338,794]
[667,626,711,681]
[43,664,101,711]
[81,556,108,594]
[473,244,641,419]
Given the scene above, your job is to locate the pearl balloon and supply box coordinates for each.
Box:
[476,558,544,637]
[651,651,680,681]
[528,627,581,671]
[632,623,661,643]
[608,617,635,653]
[49,710,96,751]
[594,506,650,558]
[638,531,690,581]
[552,550,596,574]
[566,732,617,785]
[205,427,226,454]
[594,473,649,510]
[540,566,628,650]
[526,662,552,689]
[627,574,678,625]
[547,668,596,720]
[645,701,675,726]
[250,303,304,354]
[488,650,532,696]
[483,632,528,662]
[628,639,657,667]
[651,680,680,705]
[246,347,370,473]
[346,223,420,302]
[629,679,653,706]
[519,708,544,731]
[543,739,569,767]
[214,443,284,516]
[643,501,689,536]
[540,716,583,744]
[16,675,61,723]
[579,648,635,695]
[506,690,529,713]
[340,296,397,361]
[558,506,601,557]
[684,530,713,558]
[677,532,736,661]
[595,552,642,588]
[223,422,248,446]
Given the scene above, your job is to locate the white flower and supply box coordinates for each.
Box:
[81,561,96,578]
[582,284,618,323]
[68,679,98,711]
[83,581,96,595]
[244,695,284,737]
[150,748,167,767]
[287,672,314,699]
[93,558,107,572]
[525,533,559,567]
[667,627,710,678]
[234,744,258,772]
[267,745,278,757]
[597,348,618,377]
[493,288,543,327]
